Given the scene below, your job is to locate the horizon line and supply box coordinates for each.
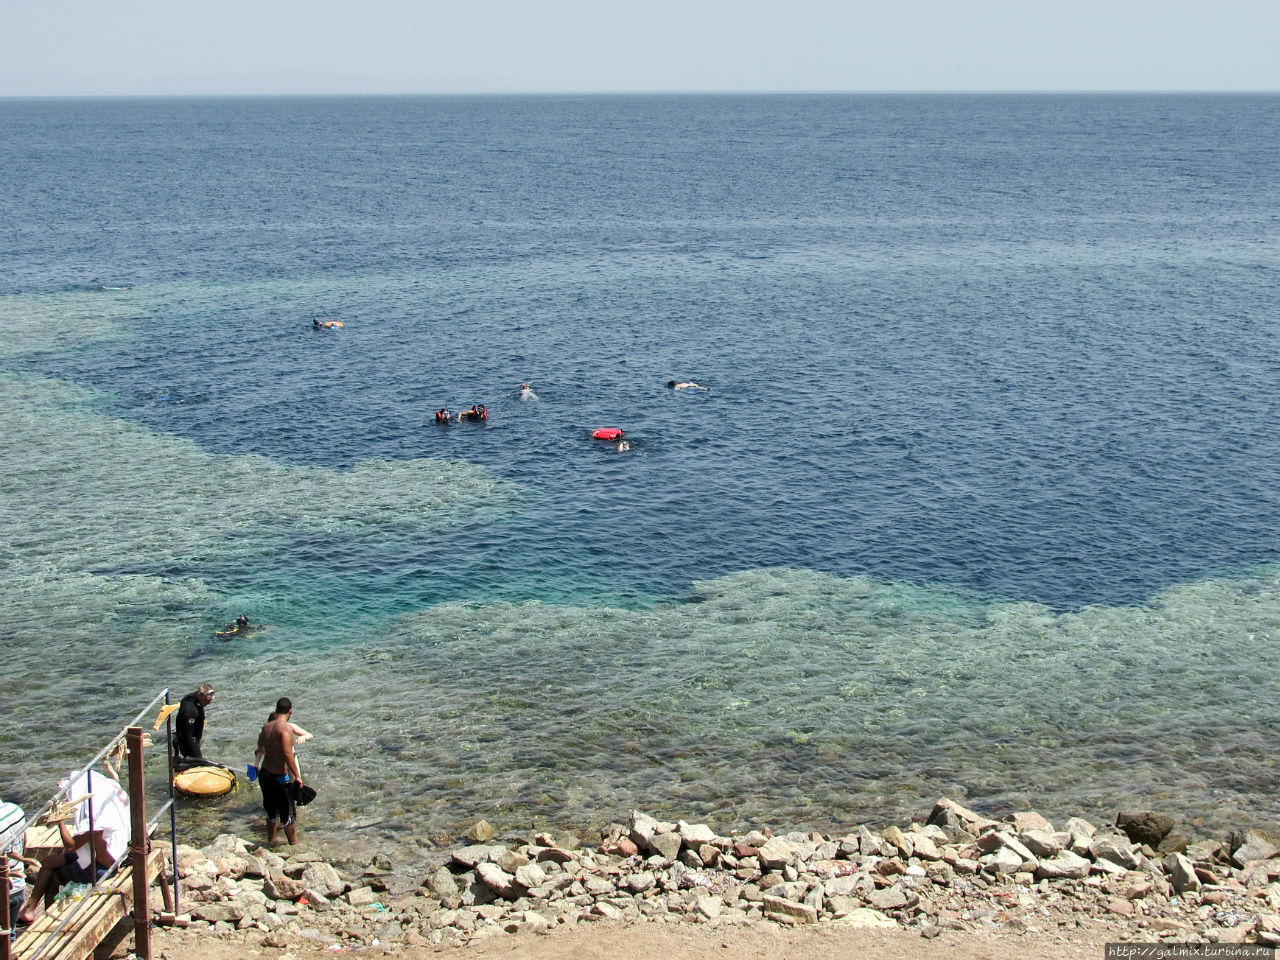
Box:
[3,88,1280,101]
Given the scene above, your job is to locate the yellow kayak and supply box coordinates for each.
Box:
[173,765,237,798]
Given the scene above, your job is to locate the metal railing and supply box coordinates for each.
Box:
[1,690,179,960]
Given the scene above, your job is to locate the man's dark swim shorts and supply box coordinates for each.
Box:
[260,773,296,827]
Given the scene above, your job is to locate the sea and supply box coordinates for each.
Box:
[1,94,1278,848]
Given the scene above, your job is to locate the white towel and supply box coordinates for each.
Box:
[61,770,130,868]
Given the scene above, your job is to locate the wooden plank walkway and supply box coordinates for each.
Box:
[11,848,166,960]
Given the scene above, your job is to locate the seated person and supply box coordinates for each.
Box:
[16,819,116,924]
[2,799,27,933]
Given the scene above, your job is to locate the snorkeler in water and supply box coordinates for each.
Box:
[213,614,262,639]
[518,382,538,401]
[667,379,709,391]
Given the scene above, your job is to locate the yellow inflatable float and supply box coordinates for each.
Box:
[173,765,237,798]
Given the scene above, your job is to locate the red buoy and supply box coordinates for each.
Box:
[592,427,624,441]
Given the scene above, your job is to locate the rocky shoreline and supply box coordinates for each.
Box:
[164,798,1280,952]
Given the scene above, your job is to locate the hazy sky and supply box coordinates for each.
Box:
[2,0,1277,97]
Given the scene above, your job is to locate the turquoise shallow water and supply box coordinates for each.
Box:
[2,95,1279,844]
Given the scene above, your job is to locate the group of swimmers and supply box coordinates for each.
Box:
[435,404,488,424]
[431,378,705,436]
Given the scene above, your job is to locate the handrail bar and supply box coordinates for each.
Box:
[22,689,170,829]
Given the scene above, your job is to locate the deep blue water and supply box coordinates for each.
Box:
[5,94,1280,612]
[3,94,1280,838]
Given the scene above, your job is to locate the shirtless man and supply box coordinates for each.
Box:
[256,697,304,844]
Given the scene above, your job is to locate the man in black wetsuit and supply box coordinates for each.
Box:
[175,684,215,770]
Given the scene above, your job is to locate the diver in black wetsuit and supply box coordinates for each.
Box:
[213,614,261,639]
[175,684,215,770]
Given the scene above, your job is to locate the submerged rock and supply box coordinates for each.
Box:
[1115,811,1176,848]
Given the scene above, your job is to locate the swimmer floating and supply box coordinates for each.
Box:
[435,404,487,425]
[312,318,344,330]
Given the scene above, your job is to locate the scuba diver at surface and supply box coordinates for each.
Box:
[213,614,263,639]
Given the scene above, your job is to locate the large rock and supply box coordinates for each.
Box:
[495,850,529,873]
[464,819,496,843]
[345,886,381,907]
[771,880,809,903]
[1184,839,1223,863]
[982,848,1025,875]
[1018,829,1064,859]
[881,826,913,858]
[757,838,803,870]
[1115,811,1176,848]
[1089,837,1140,870]
[629,811,675,852]
[1164,853,1201,894]
[857,827,884,857]
[678,821,716,846]
[624,871,656,894]
[451,845,508,869]
[975,831,1035,863]
[1230,831,1278,868]
[193,902,244,924]
[425,866,460,901]
[1006,811,1053,833]
[601,837,639,858]
[264,874,306,901]
[909,834,942,860]
[475,862,518,899]
[300,861,345,899]
[694,895,722,919]
[1063,817,1097,839]
[1034,850,1091,880]
[649,832,683,861]
[762,894,817,924]
[202,833,249,859]
[927,797,989,832]
[867,886,913,911]
[514,862,547,890]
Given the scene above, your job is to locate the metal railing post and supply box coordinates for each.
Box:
[165,690,178,914]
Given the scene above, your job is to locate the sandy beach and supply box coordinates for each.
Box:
[147,918,1114,960]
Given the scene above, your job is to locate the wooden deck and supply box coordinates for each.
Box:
[12,848,166,960]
